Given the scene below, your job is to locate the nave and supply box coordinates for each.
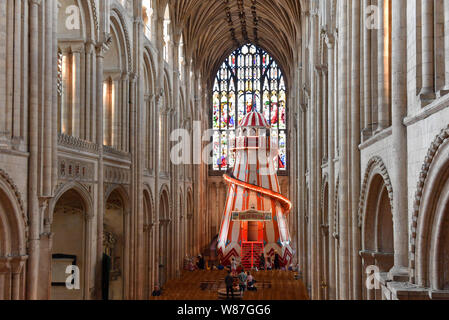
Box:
[1,0,449,301]
[151,270,308,301]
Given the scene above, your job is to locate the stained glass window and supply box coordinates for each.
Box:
[211,44,287,172]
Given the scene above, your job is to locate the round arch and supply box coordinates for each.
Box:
[142,186,155,298]
[0,170,27,258]
[158,185,171,286]
[359,157,394,300]
[413,127,449,290]
[50,185,93,300]
[103,185,130,300]
[50,181,94,220]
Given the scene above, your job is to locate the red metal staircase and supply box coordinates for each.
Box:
[241,242,264,269]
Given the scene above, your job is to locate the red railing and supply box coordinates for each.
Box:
[241,241,264,269]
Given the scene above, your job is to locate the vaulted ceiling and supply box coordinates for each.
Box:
[169,0,303,84]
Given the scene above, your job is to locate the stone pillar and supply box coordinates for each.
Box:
[85,43,92,141]
[52,0,58,189]
[95,43,105,299]
[444,0,449,91]
[12,0,22,139]
[11,256,26,300]
[360,251,375,300]
[122,74,129,152]
[308,10,320,300]
[351,0,362,300]
[0,0,6,143]
[420,0,436,102]
[337,0,350,300]
[0,257,11,300]
[363,0,372,138]
[72,47,82,138]
[5,0,13,140]
[377,0,390,131]
[90,48,97,142]
[389,0,409,282]
[326,32,336,300]
[43,0,53,196]
[112,78,120,149]
[26,0,41,300]
[61,48,71,135]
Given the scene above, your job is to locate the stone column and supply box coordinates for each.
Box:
[121,74,129,152]
[389,0,409,282]
[26,0,41,300]
[95,43,105,299]
[85,43,93,141]
[420,0,436,102]
[0,0,6,142]
[322,67,328,161]
[90,48,97,142]
[0,257,11,300]
[337,0,350,300]
[360,251,375,300]
[52,0,59,189]
[61,48,71,135]
[377,0,390,131]
[11,256,26,300]
[363,0,372,138]
[12,0,22,139]
[351,0,362,300]
[112,78,120,149]
[43,0,53,197]
[308,10,320,300]
[72,47,82,138]
[326,32,336,300]
[5,0,13,140]
[444,0,449,91]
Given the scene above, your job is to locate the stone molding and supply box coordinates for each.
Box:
[358,156,394,228]
[0,169,27,229]
[410,125,449,282]
[58,134,99,153]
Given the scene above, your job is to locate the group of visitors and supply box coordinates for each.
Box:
[258,252,281,270]
[224,268,257,299]
[151,284,162,297]
[184,254,206,271]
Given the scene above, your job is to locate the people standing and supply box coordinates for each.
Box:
[225,271,234,299]
[247,272,257,291]
[152,284,162,296]
[230,257,237,276]
[266,257,272,270]
[259,253,265,270]
[238,268,248,295]
[274,252,280,270]
[197,254,205,270]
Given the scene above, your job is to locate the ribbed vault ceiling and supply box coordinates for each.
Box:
[170,0,303,84]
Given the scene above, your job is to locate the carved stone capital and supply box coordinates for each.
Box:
[9,255,28,274]
[0,257,11,273]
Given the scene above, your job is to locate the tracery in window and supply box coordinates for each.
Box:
[212,44,287,172]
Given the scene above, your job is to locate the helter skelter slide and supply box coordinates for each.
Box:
[217,110,293,268]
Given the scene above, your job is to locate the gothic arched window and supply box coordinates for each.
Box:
[212,44,287,172]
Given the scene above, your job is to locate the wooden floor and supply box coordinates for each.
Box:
[151,270,309,300]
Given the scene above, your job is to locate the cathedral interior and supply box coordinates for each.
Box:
[1,0,449,301]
